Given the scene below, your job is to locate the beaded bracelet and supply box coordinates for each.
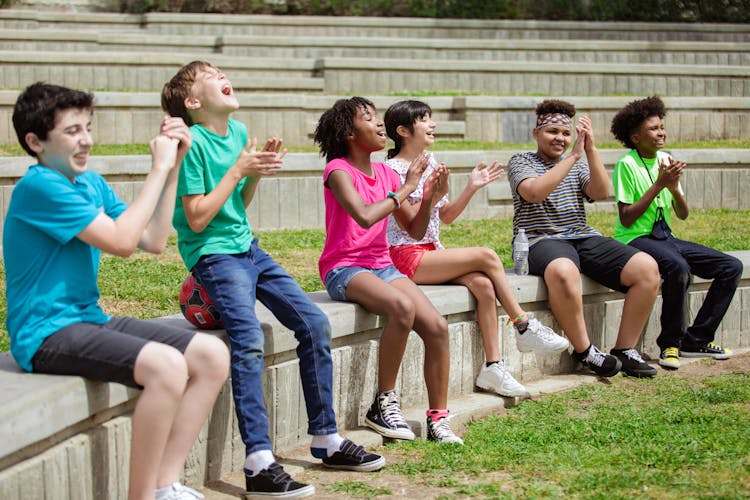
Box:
[386,191,400,209]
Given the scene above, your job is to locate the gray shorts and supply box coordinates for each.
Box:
[31,316,195,388]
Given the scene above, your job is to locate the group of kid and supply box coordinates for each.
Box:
[4,60,741,499]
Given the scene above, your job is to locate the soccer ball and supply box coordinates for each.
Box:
[179,274,224,329]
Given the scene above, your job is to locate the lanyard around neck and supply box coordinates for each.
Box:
[636,152,665,208]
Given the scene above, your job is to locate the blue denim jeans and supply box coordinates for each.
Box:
[192,238,336,455]
[629,235,743,350]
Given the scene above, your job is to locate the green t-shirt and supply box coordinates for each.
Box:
[612,149,677,244]
[173,119,254,270]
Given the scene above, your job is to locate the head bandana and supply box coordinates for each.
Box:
[536,113,573,129]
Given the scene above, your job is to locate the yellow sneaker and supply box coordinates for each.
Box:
[658,347,681,369]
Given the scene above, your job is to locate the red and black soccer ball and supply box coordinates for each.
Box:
[179,274,224,329]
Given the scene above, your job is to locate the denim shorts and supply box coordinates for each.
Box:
[324,265,407,301]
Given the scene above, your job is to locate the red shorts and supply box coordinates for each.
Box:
[388,243,437,278]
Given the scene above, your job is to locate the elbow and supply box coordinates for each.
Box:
[187,219,208,234]
[523,192,546,204]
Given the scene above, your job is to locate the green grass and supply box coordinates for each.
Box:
[2,139,749,157]
[0,209,748,353]
[384,370,750,499]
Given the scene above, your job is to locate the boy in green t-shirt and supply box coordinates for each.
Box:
[161,61,384,499]
[611,96,742,370]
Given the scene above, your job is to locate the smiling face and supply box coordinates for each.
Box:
[186,65,239,117]
[533,123,573,163]
[27,107,93,181]
[404,113,436,149]
[631,115,666,158]
[347,104,386,153]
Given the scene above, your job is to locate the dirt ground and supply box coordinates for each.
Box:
[204,353,749,499]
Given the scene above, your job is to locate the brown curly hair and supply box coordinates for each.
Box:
[535,99,576,119]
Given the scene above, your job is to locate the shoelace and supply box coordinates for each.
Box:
[705,342,723,351]
[621,348,645,363]
[430,418,458,441]
[585,346,606,367]
[381,392,409,428]
[529,320,558,341]
[662,347,679,358]
[173,484,204,499]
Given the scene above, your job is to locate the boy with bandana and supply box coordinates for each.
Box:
[507,99,660,378]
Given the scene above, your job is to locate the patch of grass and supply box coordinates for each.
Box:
[329,481,392,498]
[387,372,750,498]
[0,209,748,353]
[2,140,748,157]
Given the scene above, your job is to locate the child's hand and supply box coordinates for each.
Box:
[423,163,449,202]
[160,116,192,166]
[235,137,284,178]
[468,161,503,192]
[577,115,596,152]
[403,152,430,192]
[658,157,685,191]
[149,134,178,172]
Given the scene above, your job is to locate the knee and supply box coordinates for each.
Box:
[724,255,743,283]
[467,276,496,304]
[545,260,581,296]
[422,314,449,350]
[138,344,189,397]
[387,295,416,329]
[189,334,230,381]
[661,257,690,289]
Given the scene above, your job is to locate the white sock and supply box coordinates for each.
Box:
[310,433,344,458]
[244,449,275,477]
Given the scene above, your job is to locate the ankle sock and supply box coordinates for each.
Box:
[426,408,449,422]
[244,449,275,477]
[155,483,179,500]
[485,360,499,368]
[510,314,529,333]
[310,432,344,458]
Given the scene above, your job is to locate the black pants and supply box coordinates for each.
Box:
[629,235,742,350]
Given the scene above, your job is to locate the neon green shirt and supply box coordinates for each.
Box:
[612,149,678,244]
[173,119,253,271]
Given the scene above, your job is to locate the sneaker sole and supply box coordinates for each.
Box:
[658,359,680,369]
[475,382,528,398]
[515,341,570,354]
[622,368,657,378]
[583,358,622,377]
[364,418,416,441]
[680,351,731,360]
[244,484,315,499]
[323,455,386,472]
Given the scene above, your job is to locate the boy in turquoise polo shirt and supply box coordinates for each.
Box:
[4,82,229,500]
[610,96,742,369]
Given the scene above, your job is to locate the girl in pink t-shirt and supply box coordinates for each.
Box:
[314,97,463,445]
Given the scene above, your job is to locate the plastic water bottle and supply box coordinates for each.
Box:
[513,229,529,276]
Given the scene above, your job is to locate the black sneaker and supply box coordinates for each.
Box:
[319,439,386,472]
[610,348,657,378]
[364,390,416,440]
[244,462,314,498]
[680,341,733,360]
[572,344,622,377]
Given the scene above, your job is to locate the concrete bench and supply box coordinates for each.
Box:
[0,252,747,498]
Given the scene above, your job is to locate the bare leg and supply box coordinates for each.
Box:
[129,343,188,500]
[451,272,501,362]
[156,334,229,486]
[345,273,416,392]
[390,278,450,409]
[614,252,660,349]
[412,248,525,319]
[544,258,590,353]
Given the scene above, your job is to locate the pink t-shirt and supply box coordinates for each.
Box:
[318,158,402,283]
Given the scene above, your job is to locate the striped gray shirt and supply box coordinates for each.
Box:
[507,151,600,245]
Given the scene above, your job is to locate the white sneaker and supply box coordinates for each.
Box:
[155,482,205,500]
[475,361,529,398]
[426,416,464,445]
[515,318,570,353]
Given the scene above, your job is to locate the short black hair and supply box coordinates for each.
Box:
[535,99,576,119]
[384,99,433,159]
[313,96,375,162]
[12,82,94,157]
[610,96,666,149]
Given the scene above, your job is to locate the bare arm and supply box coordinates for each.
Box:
[77,117,188,257]
[517,148,582,203]
[579,115,610,201]
[328,153,429,229]
[440,161,502,224]
[618,156,687,227]
[392,165,446,239]
[182,138,283,233]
